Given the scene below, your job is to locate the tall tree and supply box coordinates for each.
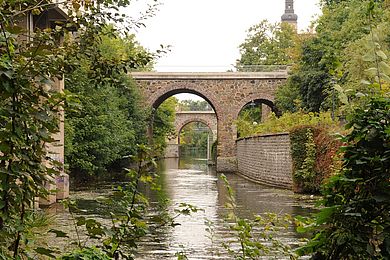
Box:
[276,0,389,112]
[0,0,156,257]
[236,20,298,71]
[64,27,152,176]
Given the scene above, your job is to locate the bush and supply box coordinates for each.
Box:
[60,247,111,260]
[290,126,342,194]
[298,97,390,258]
[236,111,338,138]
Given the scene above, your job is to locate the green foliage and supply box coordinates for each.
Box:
[292,128,317,193]
[54,145,202,259]
[178,99,212,111]
[236,20,298,70]
[236,106,262,138]
[179,122,210,156]
[58,145,157,259]
[282,0,389,113]
[153,97,178,156]
[0,0,156,258]
[64,24,153,176]
[290,125,342,194]
[60,247,111,260]
[298,96,390,259]
[65,67,149,176]
[286,37,332,112]
[0,2,68,257]
[275,82,301,113]
[219,174,297,259]
[236,111,337,138]
[291,127,318,193]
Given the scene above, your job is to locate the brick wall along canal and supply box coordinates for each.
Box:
[46,157,316,259]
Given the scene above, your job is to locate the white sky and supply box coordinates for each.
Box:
[126,0,321,100]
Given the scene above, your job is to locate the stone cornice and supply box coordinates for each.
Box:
[131,72,288,80]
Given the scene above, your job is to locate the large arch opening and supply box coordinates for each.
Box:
[150,90,218,162]
[236,98,278,138]
[152,89,218,113]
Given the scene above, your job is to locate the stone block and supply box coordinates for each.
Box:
[236,133,293,189]
[217,156,238,173]
[56,173,69,200]
[39,176,57,206]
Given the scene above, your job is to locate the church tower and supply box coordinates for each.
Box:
[281,0,298,28]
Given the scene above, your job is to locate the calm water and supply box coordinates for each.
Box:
[46,157,316,259]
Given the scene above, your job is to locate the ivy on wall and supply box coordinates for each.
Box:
[290,126,342,194]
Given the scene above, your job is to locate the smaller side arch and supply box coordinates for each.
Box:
[235,96,280,121]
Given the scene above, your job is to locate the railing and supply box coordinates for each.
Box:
[235,65,290,72]
[145,65,290,73]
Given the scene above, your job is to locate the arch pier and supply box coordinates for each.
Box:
[132,72,287,172]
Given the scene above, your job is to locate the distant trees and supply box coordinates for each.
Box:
[178,99,213,111]
[236,20,298,71]
[237,1,390,113]
[276,0,390,113]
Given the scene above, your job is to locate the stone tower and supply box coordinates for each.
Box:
[281,0,298,27]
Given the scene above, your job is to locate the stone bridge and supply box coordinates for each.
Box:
[166,111,218,159]
[132,72,288,172]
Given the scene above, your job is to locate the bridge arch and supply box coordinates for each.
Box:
[133,72,287,172]
[236,95,278,118]
[166,111,218,159]
[149,85,220,119]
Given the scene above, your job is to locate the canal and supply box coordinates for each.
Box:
[47,157,315,259]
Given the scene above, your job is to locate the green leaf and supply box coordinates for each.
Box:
[34,247,57,258]
[365,68,378,77]
[379,61,390,75]
[316,206,338,225]
[76,216,86,226]
[376,50,388,60]
[362,53,376,62]
[380,73,390,83]
[49,229,69,238]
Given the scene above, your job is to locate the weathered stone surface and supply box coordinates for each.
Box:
[56,173,69,200]
[132,72,287,172]
[165,143,179,158]
[236,133,293,189]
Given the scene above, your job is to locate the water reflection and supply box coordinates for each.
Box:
[136,157,315,259]
[48,156,315,259]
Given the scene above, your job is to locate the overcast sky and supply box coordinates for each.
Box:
[128,0,321,72]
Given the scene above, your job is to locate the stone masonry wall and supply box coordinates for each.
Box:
[236,133,293,189]
[132,72,287,172]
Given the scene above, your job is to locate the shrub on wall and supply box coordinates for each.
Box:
[290,126,342,194]
[298,96,390,258]
[236,111,337,138]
